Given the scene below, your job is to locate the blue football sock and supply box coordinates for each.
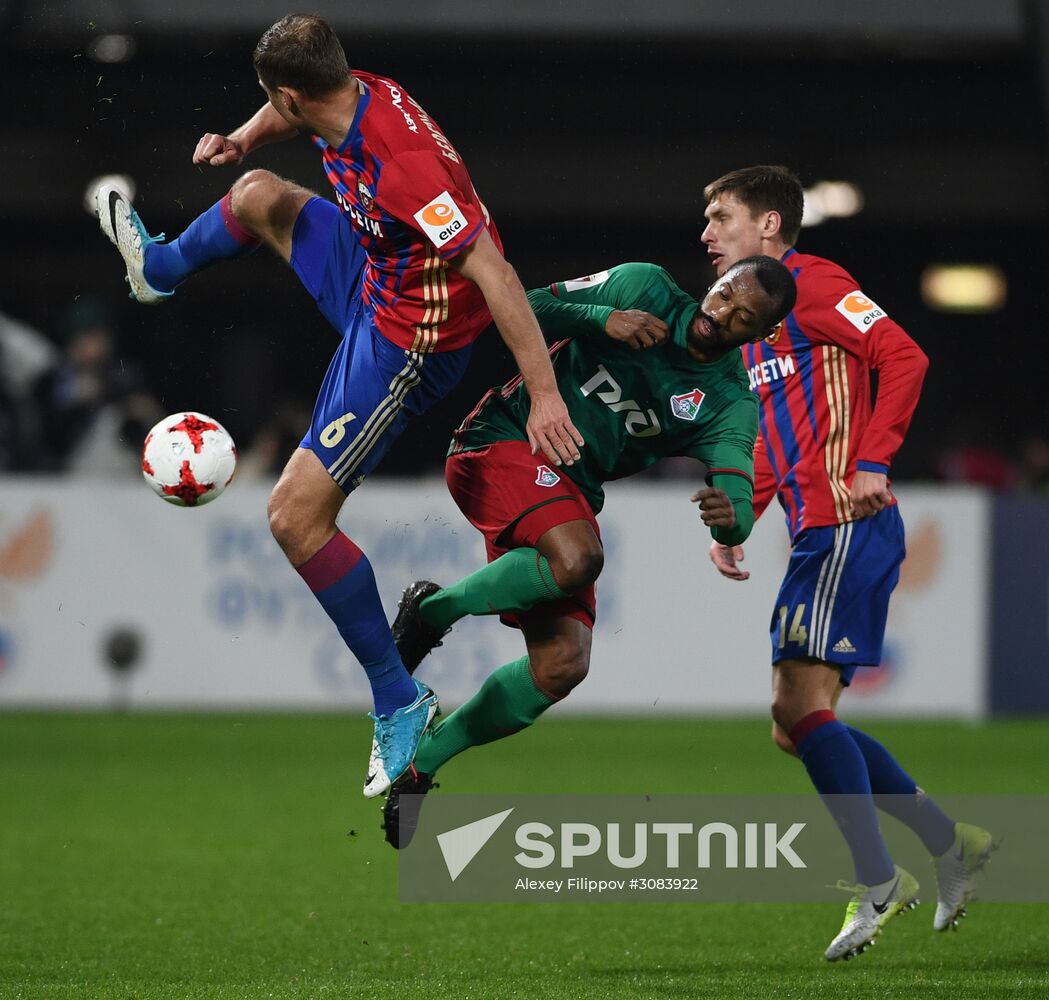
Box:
[143,192,260,293]
[790,711,895,885]
[297,532,417,716]
[847,726,957,856]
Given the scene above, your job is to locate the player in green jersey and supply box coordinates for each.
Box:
[381,255,796,846]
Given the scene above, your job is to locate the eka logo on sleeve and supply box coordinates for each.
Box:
[835,291,887,332]
[413,191,468,248]
[670,389,705,422]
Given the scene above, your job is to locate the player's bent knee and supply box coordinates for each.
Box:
[549,544,604,594]
[230,170,279,220]
[533,645,590,699]
[231,170,305,236]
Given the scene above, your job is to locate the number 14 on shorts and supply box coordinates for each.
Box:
[776,604,808,649]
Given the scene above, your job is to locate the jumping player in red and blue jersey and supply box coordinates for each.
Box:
[702,166,993,961]
[95,14,581,801]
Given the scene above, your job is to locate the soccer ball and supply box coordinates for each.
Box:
[141,412,237,506]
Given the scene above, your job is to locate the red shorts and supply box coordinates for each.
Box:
[445,440,601,629]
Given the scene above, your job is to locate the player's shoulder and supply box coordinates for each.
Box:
[354,71,436,156]
[560,262,671,292]
[609,261,667,276]
[355,69,408,107]
[787,249,859,287]
[607,262,680,289]
[551,262,687,309]
[787,250,865,308]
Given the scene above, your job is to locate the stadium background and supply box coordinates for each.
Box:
[2,3,1047,998]
[3,0,1046,477]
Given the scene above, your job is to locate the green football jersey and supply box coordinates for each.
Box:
[450,262,758,544]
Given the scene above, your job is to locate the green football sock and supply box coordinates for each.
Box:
[413,656,554,775]
[418,548,568,632]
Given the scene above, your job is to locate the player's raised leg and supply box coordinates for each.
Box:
[270,447,436,798]
[96,181,177,304]
[392,534,594,672]
[390,545,570,671]
[425,528,600,628]
[96,170,312,302]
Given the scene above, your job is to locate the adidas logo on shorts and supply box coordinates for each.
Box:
[832,636,857,653]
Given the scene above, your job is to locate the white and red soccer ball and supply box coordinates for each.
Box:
[141,412,237,507]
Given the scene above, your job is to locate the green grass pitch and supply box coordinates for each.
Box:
[2,713,1047,999]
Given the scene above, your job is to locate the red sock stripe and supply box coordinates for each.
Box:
[220,191,261,246]
[297,532,364,592]
[788,709,837,748]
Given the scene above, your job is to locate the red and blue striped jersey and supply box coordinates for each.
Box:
[744,249,928,541]
[312,70,502,353]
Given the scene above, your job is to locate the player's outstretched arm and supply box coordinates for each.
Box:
[526,286,614,340]
[451,232,584,467]
[527,286,668,350]
[192,103,299,166]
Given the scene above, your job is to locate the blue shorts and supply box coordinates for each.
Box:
[290,197,474,494]
[769,505,905,684]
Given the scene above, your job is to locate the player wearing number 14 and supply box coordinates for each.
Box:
[702,166,992,960]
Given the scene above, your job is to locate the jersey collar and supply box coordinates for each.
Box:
[318,76,373,154]
[335,77,370,154]
[310,79,370,156]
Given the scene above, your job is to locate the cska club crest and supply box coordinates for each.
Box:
[357,181,375,212]
[670,388,705,422]
[535,465,561,488]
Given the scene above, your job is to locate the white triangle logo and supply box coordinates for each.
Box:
[436,808,514,882]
